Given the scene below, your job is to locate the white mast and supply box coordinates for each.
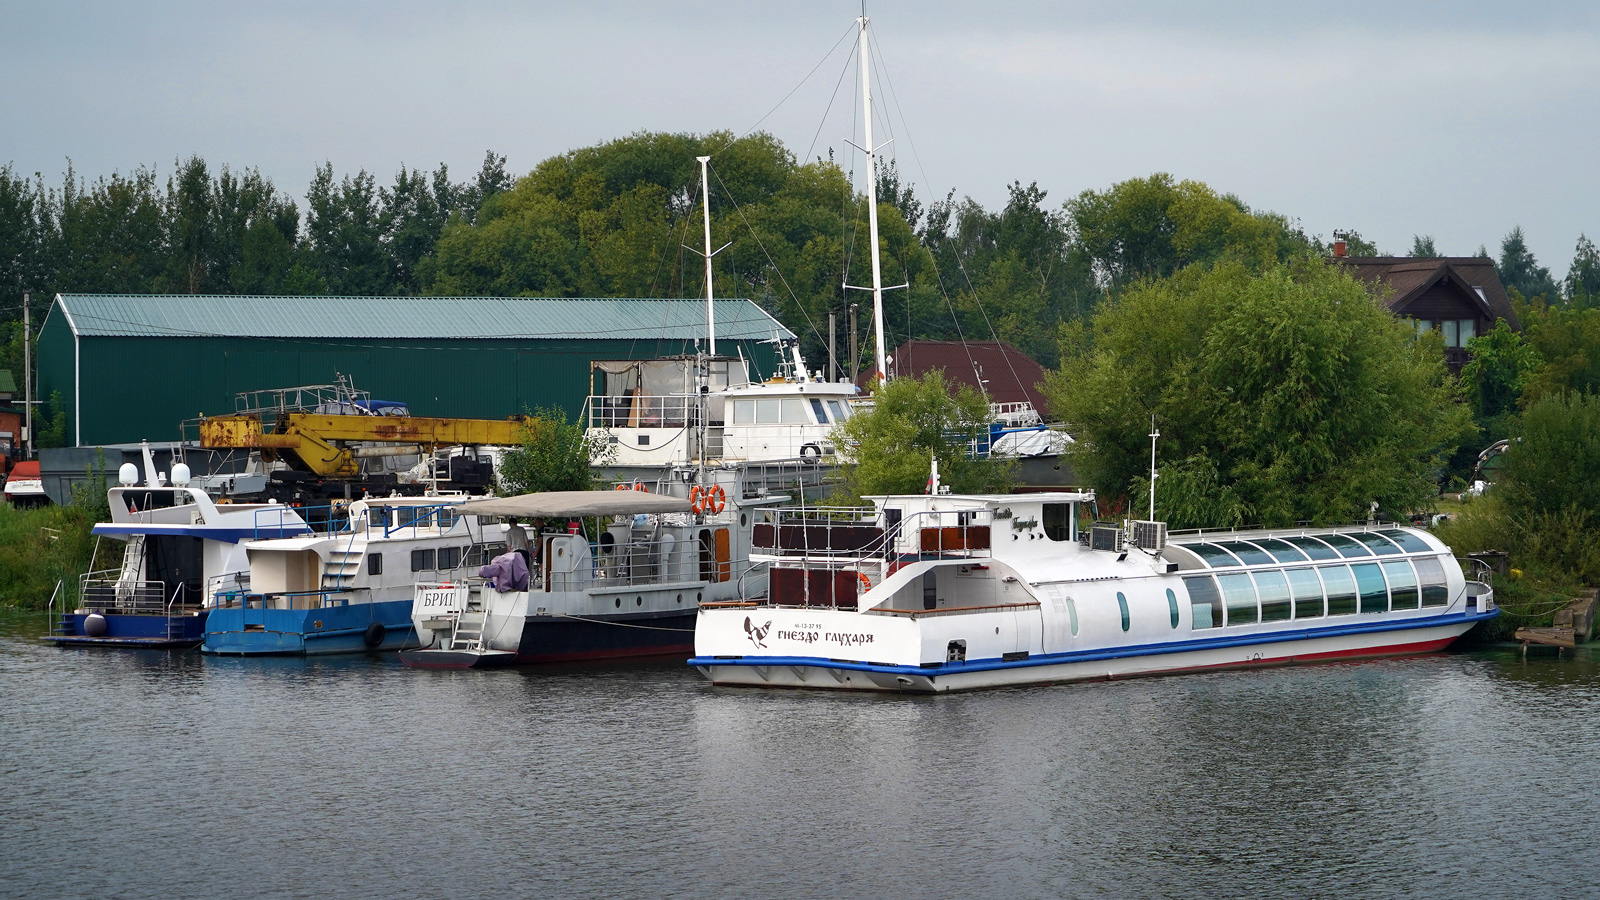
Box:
[1148,414,1160,521]
[697,155,716,356]
[858,15,888,385]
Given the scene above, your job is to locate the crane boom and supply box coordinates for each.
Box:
[199,412,533,478]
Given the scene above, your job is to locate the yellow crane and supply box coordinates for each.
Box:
[199,412,532,478]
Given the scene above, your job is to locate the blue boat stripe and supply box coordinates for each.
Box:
[689,608,1500,676]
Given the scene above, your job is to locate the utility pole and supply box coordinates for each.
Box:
[828,310,837,382]
[22,291,31,459]
[849,303,860,384]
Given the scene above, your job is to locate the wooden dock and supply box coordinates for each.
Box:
[1515,589,1599,654]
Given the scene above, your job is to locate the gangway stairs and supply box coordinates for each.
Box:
[446,596,489,652]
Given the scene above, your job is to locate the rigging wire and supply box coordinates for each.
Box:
[867,27,1032,404]
[709,163,826,352]
[717,21,858,158]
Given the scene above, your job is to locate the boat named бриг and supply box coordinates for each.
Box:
[690,490,1497,693]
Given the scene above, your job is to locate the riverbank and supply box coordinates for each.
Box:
[0,501,100,610]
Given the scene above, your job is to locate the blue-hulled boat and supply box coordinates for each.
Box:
[203,496,499,655]
[49,446,312,648]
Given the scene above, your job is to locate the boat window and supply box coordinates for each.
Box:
[1250,538,1309,563]
[1414,557,1449,607]
[439,546,461,570]
[827,399,848,421]
[1286,567,1324,619]
[1348,532,1402,556]
[1253,570,1292,622]
[781,398,807,423]
[755,399,780,423]
[1166,588,1179,629]
[1217,541,1276,566]
[1043,504,1072,542]
[1185,543,1244,567]
[1353,563,1388,613]
[1067,597,1079,636]
[1218,573,1258,626]
[1321,565,1358,615]
[1382,560,1419,609]
[1184,575,1223,629]
[1283,536,1340,561]
[728,399,750,424]
[1319,533,1373,558]
[809,398,829,423]
[367,553,382,576]
[1378,529,1432,553]
[410,548,436,572]
[1117,592,1130,632]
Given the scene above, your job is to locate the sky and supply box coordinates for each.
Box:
[3,0,1597,279]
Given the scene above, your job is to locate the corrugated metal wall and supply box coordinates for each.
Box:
[40,332,782,446]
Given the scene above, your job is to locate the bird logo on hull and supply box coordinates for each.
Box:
[744,617,772,648]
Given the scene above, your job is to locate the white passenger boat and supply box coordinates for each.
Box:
[400,468,781,669]
[689,490,1498,693]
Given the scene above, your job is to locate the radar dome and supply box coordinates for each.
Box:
[118,463,139,486]
[170,463,191,486]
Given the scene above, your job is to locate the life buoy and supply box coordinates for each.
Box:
[363,621,386,648]
[614,483,630,491]
[800,443,821,459]
[690,484,726,515]
[856,571,872,593]
[634,482,649,492]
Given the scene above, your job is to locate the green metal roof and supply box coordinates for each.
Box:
[0,370,14,394]
[52,294,793,342]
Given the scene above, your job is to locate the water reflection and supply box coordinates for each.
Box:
[5,610,1600,899]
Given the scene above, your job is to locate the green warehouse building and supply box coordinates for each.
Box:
[36,294,792,447]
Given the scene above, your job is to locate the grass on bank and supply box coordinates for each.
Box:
[0,495,104,611]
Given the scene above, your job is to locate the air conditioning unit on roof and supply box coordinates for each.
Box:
[1131,520,1168,551]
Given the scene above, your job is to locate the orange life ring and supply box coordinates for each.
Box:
[634,482,649,492]
[690,484,726,515]
[614,483,630,491]
[856,571,872,593]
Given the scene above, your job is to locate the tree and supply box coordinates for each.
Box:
[833,371,1013,499]
[1518,302,1600,401]
[1461,320,1543,425]
[1409,234,1438,257]
[1043,260,1474,528]
[1067,174,1312,290]
[1565,234,1600,309]
[1498,226,1560,301]
[497,407,613,495]
[1493,393,1600,581]
[301,163,389,295]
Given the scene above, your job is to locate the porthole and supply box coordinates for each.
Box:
[636,596,643,607]
[1117,592,1130,632]
[1167,589,1179,629]
[614,597,621,608]
[697,592,703,602]
[740,513,748,527]
[676,593,683,604]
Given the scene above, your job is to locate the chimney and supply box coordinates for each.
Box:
[1333,240,1347,258]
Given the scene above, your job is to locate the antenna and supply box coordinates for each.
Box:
[1148,413,1159,522]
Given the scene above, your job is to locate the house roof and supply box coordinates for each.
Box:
[49,294,793,342]
[860,340,1050,414]
[1338,257,1519,330]
[0,370,14,394]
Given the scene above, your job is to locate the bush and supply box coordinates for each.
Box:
[0,502,100,610]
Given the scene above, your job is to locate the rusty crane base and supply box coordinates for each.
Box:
[199,413,533,478]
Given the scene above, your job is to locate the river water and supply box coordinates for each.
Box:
[2,610,1597,899]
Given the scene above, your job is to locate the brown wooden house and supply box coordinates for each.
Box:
[1337,256,1519,373]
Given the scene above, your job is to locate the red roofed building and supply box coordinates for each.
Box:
[859,340,1050,418]
[1336,255,1519,373]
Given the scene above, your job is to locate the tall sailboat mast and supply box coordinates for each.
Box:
[858,15,889,385]
[697,155,717,356]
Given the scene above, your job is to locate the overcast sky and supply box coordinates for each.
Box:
[4,1,1597,278]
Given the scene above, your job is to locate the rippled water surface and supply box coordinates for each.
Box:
[4,610,1598,899]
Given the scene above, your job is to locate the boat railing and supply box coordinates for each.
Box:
[77,573,184,615]
[207,571,250,601]
[211,588,369,611]
[585,535,747,589]
[45,579,64,635]
[1458,557,1497,612]
[751,506,997,567]
[587,393,702,430]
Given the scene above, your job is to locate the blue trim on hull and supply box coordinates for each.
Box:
[690,607,1500,677]
[202,598,418,655]
[48,611,207,648]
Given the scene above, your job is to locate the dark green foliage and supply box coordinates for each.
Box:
[0,500,99,609]
[1497,393,1600,531]
[1498,226,1561,302]
[1461,320,1543,425]
[833,371,1014,500]
[1565,234,1600,309]
[1045,260,1474,528]
[1519,302,1600,401]
[497,407,614,496]
[1410,234,1438,257]
[36,390,68,448]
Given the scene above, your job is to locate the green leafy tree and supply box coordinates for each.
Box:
[1461,320,1543,425]
[1498,226,1560,301]
[497,407,614,495]
[833,371,1013,499]
[301,163,389,295]
[1519,301,1600,401]
[1494,393,1600,580]
[1043,260,1474,528]
[1565,234,1600,309]
[1410,234,1438,257]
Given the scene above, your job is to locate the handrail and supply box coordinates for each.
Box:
[45,579,63,635]
[871,600,1042,617]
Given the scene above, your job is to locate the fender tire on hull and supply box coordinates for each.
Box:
[363,622,386,648]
